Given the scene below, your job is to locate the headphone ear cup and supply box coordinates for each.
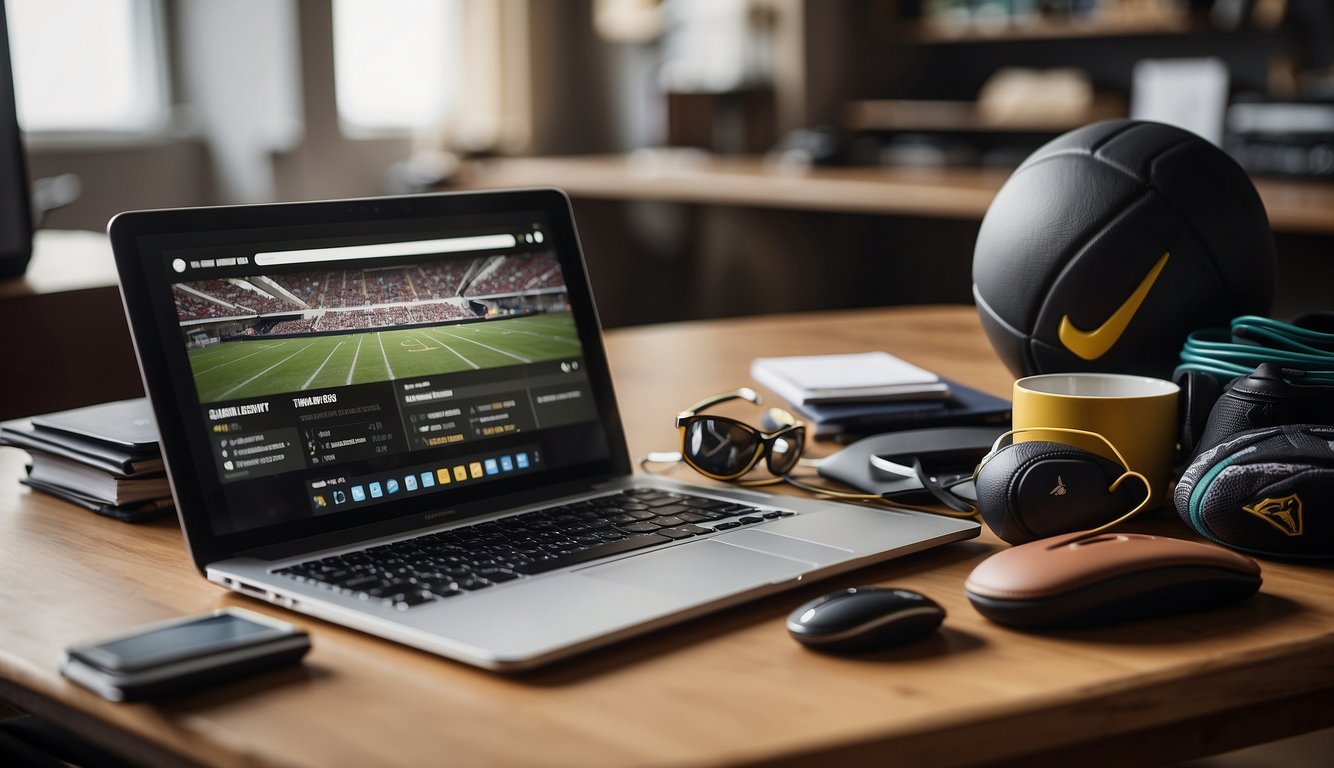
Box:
[975,441,1145,544]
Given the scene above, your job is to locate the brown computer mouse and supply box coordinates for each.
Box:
[965,532,1261,629]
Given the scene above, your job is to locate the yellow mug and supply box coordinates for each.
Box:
[1011,373,1179,508]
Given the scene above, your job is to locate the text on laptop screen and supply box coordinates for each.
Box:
[154,210,610,536]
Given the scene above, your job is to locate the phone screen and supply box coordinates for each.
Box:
[76,612,286,672]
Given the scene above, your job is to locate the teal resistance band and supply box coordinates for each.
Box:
[1175,315,1334,384]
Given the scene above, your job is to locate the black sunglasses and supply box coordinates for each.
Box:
[646,388,978,519]
[674,388,805,481]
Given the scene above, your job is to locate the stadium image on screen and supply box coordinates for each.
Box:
[174,251,574,403]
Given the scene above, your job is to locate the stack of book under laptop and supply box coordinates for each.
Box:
[0,398,173,522]
[750,352,1011,441]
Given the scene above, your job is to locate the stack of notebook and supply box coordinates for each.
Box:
[0,398,173,522]
[750,351,1011,440]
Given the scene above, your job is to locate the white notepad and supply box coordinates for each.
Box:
[750,351,950,405]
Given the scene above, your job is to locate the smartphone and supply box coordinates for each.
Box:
[62,608,311,702]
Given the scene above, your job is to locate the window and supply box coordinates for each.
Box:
[332,0,461,134]
[5,0,167,134]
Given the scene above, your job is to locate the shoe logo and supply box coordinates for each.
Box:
[1243,494,1304,537]
[1049,475,1067,496]
[1058,251,1171,361]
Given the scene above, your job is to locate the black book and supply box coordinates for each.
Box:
[790,378,1011,440]
[0,397,161,475]
[24,451,169,505]
[0,399,170,522]
[20,477,173,523]
[0,418,163,476]
[28,397,159,451]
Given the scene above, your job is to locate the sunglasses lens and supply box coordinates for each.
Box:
[683,418,761,478]
[767,429,804,475]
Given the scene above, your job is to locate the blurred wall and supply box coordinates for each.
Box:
[24,0,625,232]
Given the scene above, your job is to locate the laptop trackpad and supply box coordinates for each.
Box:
[711,528,852,563]
[579,539,820,599]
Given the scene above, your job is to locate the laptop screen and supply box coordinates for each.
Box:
[114,191,629,560]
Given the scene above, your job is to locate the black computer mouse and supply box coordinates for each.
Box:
[965,532,1262,629]
[786,587,945,653]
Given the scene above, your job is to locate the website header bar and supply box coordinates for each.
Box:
[254,234,518,266]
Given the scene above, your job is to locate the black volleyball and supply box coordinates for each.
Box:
[972,119,1275,379]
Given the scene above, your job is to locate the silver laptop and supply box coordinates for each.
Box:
[110,189,978,671]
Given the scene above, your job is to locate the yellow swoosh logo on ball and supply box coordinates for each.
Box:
[1058,251,1170,361]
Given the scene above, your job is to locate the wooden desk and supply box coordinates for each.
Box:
[2,306,1332,768]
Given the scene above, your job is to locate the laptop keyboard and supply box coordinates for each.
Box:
[273,489,793,610]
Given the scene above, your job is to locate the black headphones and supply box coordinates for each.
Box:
[957,428,1151,545]
[829,426,1152,544]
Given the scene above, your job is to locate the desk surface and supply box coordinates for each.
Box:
[2,306,1332,768]
[457,154,1334,236]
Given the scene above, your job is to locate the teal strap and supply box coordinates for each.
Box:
[1175,315,1334,385]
